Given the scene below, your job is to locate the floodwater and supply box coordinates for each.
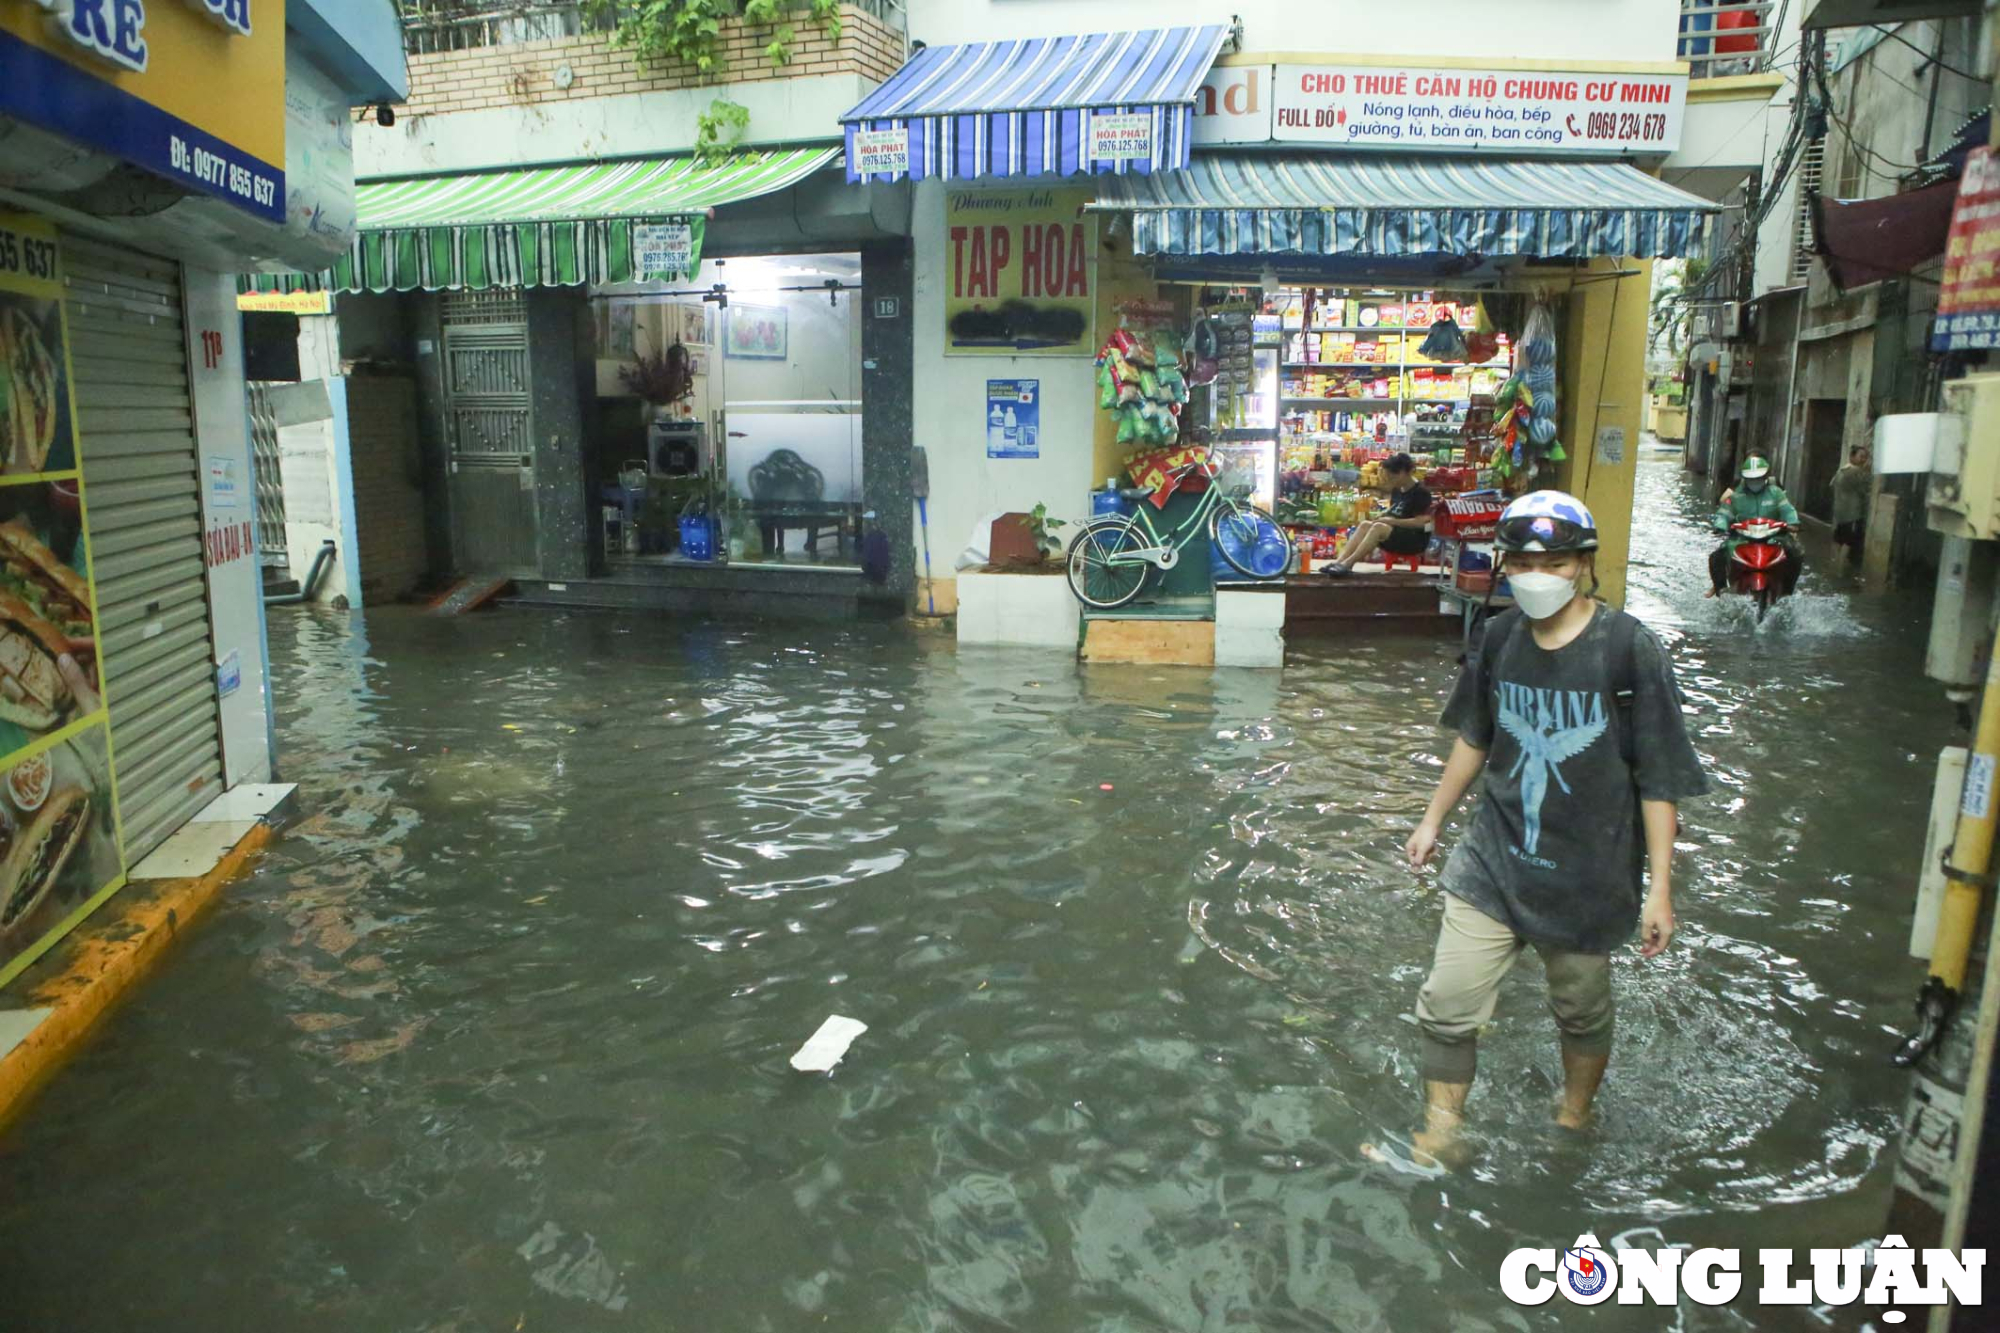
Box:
[0,462,1950,1331]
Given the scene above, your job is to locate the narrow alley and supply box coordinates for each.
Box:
[0,462,1948,1331]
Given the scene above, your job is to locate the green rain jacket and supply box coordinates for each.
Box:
[1714,484,1800,551]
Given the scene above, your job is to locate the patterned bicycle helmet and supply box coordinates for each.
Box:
[1495,490,1599,553]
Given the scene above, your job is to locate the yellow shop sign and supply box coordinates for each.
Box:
[0,0,286,224]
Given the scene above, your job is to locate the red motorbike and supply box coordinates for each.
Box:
[1728,518,1796,620]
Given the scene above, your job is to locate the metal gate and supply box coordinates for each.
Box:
[440,290,537,573]
[66,235,226,859]
[246,382,289,572]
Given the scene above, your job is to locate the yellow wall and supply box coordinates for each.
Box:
[0,1,287,168]
[1552,259,1653,609]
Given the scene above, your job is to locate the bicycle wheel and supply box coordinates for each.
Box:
[1066,518,1152,609]
[1210,502,1292,580]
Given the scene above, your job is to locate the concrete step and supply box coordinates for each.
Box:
[429,578,515,616]
[1285,573,1456,636]
[1082,617,1215,665]
[262,577,300,598]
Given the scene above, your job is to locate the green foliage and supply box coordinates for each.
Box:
[587,0,728,75]
[694,97,750,168]
[1648,256,1711,361]
[590,0,844,77]
[1028,503,1069,555]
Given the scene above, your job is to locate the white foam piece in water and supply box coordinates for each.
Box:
[790,1015,868,1072]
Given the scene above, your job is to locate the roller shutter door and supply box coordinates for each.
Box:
[65,235,225,860]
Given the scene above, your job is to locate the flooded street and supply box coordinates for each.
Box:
[0,461,1949,1331]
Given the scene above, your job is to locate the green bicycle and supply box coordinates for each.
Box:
[1065,453,1292,610]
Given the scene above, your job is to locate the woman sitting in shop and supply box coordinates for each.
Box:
[1323,453,1433,576]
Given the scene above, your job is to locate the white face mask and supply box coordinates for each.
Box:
[1508,570,1580,620]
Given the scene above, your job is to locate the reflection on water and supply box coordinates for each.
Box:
[0,464,1947,1330]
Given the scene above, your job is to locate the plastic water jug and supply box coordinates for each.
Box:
[1092,489,1134,520]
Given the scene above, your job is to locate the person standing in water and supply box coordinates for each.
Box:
[1370,491,1707,1172]
[1831,444,1873,570]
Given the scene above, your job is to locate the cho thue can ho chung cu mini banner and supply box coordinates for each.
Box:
[0,215,129,989]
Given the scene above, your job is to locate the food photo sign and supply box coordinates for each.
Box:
[0,215,125,988]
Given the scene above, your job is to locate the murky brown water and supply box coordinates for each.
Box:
[0,462,1948,1330]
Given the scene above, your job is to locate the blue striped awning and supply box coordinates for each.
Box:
[839,26,1230,184]
[1089,153,1720,261]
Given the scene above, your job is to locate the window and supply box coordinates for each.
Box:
[1834,137,1869,201]
[1792,137,1826,284]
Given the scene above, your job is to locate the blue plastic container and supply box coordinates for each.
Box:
[678,515,715,561]
[1212,511,1291,581]
[1091,488,1135,520]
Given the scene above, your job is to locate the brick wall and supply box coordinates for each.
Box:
[399,5,903,119]
[344,376,431,602]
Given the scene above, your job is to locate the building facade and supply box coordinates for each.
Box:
[0,0,406,985]
[1681,2,1989,587]
[280,0,1771,623]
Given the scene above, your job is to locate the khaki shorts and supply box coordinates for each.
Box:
[1415,893,1614,1083]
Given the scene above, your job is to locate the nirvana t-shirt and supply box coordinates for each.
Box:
[1438,606,1708,953]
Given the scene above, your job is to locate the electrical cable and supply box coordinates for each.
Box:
[1823,101,1925,175]
[1870,23,1986,83]
[1811,41,1926,175]
[1686,28,1829,306]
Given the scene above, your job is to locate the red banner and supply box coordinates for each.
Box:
[1934,146,2000,351]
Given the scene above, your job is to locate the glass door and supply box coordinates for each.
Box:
[710,252,864,568]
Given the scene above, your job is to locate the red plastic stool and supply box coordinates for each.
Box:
[1380,552,1424,572]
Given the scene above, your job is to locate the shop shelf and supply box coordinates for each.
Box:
[1282,359,1511,370]
[1282,397,1400,408]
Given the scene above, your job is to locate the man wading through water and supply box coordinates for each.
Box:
[1365,491,1707,1173]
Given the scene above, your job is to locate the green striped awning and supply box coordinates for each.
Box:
[245,147,838,294]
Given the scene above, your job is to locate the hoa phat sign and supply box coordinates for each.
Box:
[1089,112,1154,162]
[0,0,285,224]
[851,126,909,177]
[1193,63,1686,154]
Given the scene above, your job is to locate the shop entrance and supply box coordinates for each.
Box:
[590,251,863,570]
[1169,282,1512,551]
[441,291,538,574]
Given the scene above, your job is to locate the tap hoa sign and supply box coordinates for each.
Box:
[944,188,1096,357]
[24,0,252,73]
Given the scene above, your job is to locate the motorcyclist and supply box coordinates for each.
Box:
[1707,455,1800,597]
